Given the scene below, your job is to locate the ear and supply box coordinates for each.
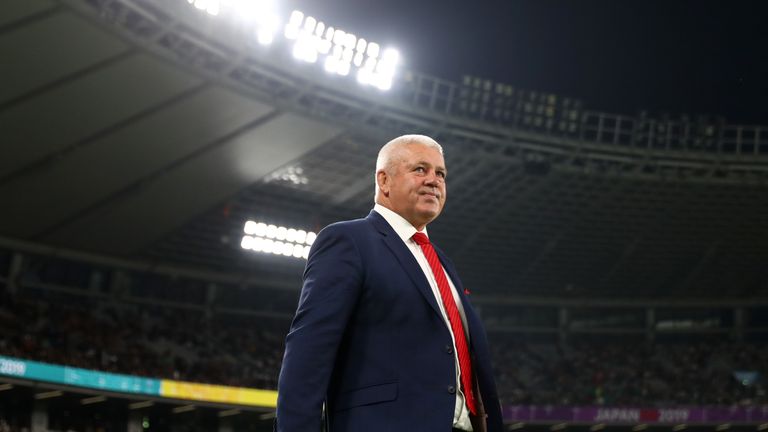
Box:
[376,170,390,196]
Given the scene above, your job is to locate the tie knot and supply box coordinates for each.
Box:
[411,232,430,246]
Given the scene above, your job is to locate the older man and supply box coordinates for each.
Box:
[276,135,503,432]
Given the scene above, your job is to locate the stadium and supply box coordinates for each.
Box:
[1,0,767,431]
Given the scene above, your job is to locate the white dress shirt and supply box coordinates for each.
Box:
[373,204,474,431]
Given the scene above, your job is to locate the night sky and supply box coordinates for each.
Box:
[289,0,768,124]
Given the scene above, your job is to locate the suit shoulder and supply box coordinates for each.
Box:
[319,217,371,237]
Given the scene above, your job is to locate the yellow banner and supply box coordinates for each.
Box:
[160,380,278,407]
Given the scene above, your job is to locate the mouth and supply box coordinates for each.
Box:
[420,191,441,200]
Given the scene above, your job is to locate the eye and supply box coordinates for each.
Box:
[414,166,426,173]
[436,171,446,179]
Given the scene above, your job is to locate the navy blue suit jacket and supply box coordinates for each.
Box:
[276,210,503,431]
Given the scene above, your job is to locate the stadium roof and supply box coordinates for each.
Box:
[1,0,767,301]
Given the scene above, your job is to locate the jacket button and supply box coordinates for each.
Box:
[447,386,456,394]
[445,345,454,354]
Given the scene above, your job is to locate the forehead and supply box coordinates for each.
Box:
[399,143,445,166]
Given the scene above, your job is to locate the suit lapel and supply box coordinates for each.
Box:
[367,211,443,319]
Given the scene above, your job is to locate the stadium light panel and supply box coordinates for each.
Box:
[242,220,315,259]
[185,2,401,90]
[257,27,274,45]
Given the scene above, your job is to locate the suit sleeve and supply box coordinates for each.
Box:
[275,225,364,431]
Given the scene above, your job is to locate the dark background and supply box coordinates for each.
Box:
[291,0,768,123]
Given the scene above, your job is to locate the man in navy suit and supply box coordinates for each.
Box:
[276,135,503,431]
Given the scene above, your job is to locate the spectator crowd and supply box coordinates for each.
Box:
[0,289,765,408]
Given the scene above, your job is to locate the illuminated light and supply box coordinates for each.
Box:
[342,48,354,62]
[284,25,299,40]
[293,34,319,63]
[374,74,393,91]
[353,52,364,67]
[285,228,297,243]
[281,242,293,256]
[295,230,307,244]
[337,61,350,76]
[379,48,400,71]
[292,244,304,258]
[356,38,367,53]
[272,241,285,255]
[305,232,317,245]
[333,29,346,46]
[323,56,338,73]
[288,10,304,27]
[364,57,377,71]
[241,235,254,250]
[244,220,257,234]
[302,245,310,259]
[275,226,287,240]
[261,239,274,254]
[357,68,372,85]
[304,16,317,33]
[315,22,325,37]
[254,223,267,237]
[344,33,357,49]
[257,27,274,45]
[206,1,220,16]
[194,0,207,11]
[266,224,277,239]
[317,39,332,55]
[324,26,335,40]
[366,42,380,58]
[331,44,343,59]
[251,236,264,252]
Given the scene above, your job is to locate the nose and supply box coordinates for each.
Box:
[424,170,443,186]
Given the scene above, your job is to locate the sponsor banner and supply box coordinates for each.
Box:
[0,355,277,407]
[160,380,278,407]
[0,355,160,395]
[503,406,768,424]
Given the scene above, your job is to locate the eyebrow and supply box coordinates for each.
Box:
[410,161,447,174]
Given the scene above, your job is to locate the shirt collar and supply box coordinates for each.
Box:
[373,203,428,243]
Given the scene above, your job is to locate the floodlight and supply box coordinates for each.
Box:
[305,232,317,245]
[275,226,287,240]
[241,235,253,249]
[366,42,380,58]
[336,61,350,76]
[315,22,325,37]
[266,224,277,239]
[281,242,293,256]
[304,16,317,33]
[356,38,367,53]
[318,39,332,55]
[284,25,299,40]
[342,48,354,62]
[254,222,267,236]
[324,56,338,73]
[288,10,303,27]
[344,33,357,49]
[257,27,274,45]
[302,246,310,259]
[244,220,257,235]
[333,29,346,46]
[324,27,335,41]
[292,244,304,258]
[357,68,371,85]
[295,230,307,244]
[353,52,364,67]
[262,239,275,254]
[373,74,392,91]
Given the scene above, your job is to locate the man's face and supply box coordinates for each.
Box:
[380,143,447,229]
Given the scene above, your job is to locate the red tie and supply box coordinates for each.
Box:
[411,232,477,415]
